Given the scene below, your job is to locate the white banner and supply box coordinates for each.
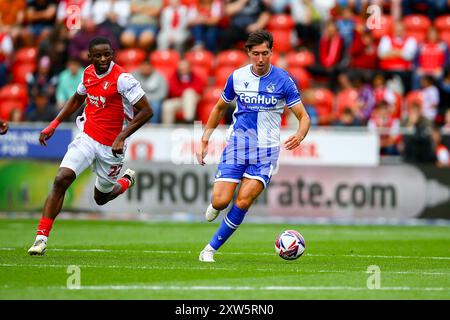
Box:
[125,125,379,167]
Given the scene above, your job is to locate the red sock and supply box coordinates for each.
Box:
[117,177,131,194]
[37,217,54,237]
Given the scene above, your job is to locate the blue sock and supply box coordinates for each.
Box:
[209,204,248,250]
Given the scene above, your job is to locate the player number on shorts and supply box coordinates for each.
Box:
[108,164,123,178]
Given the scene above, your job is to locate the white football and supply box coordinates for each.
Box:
[275,230,306,260]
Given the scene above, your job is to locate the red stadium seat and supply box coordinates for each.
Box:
[371,15,393,40]
[0,84,28,109]
[403,14,431,32]
[336,89,359,116]
[14,47,38,64]
[435,14,450,32]
[405,30,427,43]
[439,30,450,47]
[115,48,146,72]
[214,66,235,87]
[215,50,248,69]
[267,14,295,31]
[312,88,334,125]
[185,49,214,74]
[0,100,24,120]
[11,63,36,84]
[288,67,311,89]
[286,50,315,68]
[149,49,180,81]
[197,87,224,124]
[405,90,423,114]
[271,30,293,53]
[191,66,209,84]
[202,86,222,104]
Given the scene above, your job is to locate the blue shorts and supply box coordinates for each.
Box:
[215,162,277,188]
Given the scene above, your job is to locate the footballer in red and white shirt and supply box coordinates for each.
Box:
[28,37,153,255]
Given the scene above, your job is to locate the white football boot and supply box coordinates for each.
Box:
[122,168,136,187]
[199,244,216,262]
[28,238,47,256]
[205,204,220,222]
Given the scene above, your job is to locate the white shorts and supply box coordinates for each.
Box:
[60,132,125,193]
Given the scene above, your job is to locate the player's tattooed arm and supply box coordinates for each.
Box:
[112,95,153,157]
[284,102,311,151]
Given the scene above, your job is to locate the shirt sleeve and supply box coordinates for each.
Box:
[221,73,236,103]
[117,73,146,105]
[284,76,302,108]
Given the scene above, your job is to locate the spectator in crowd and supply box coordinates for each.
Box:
[120,0,163,51]
[290,0,321,51]
[26,0,57,41]
[26,55,58,113]
[401,0,449,20]
[287,90,319,127]
[68,17,118,66]
[9,108,23,123]
[372,73,398,108]
[188,0,223,53]
[25,89,57,122]
[431,126,450,167]
[335,6,356,52]
[162,59,205,124]
[0,0,27,47]
[38,23,71,76]
[92,0,130,45]
[377,21,417,93]
[368,101,401,155]
[219,0,270,51]
[412,26,448,90]
[311,20,345,91]
[354,74,376,124]
[133,60,168,124]
[56,57,83,111]
[438,71,450,124]
[400,102,436,163]
[0,27,14,87]
[420,75,440,122]
[333,107,363,127]
[440,109,450,149]
[157,0,190,53]
[349,24,378,80]
[266,0,290,13]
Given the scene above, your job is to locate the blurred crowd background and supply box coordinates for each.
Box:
[1,0,450,166]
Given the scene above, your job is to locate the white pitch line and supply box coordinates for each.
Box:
[0,263,449,276]
[2,247,450,261]
[41,285,450,292]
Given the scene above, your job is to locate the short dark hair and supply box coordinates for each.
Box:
[245,30,273,51]
[88,37,112,52]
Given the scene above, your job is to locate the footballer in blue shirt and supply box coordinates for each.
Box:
[196,30,311,262]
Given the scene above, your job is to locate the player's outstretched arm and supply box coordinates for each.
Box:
[39,92,86,146]
[111,95,153,157]
[0,119,9,135]
[284,101,311,150]
[196,97,229,165]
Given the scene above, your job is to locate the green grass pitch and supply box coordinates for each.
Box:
[0,219,449,299]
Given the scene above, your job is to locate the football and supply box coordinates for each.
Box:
[275,230,306,260]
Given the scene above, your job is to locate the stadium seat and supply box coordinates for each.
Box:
[11,63,35,84]
[405,30,427,43]
[0,84,28,109]
[336,89,359,116]
[288,67,311,89]
[403,14,431,33]
[149,49,180,81]
[405,90,423,114]
[197,86,223,124]
[0,100,24,120]
[14,47,38,65]
[191,66,209,84]
[115,48,146,72]
[435,14,450,32]
[286,50,315,68]
[267,14,295,31]
[371,15,393,39]
[271,30,293,53]
[214,66,235,87]
[438,30,450,47]
[185,49,214,74]
[312,88,334,125]
[215,50,248,69]
[202,86,223,104]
